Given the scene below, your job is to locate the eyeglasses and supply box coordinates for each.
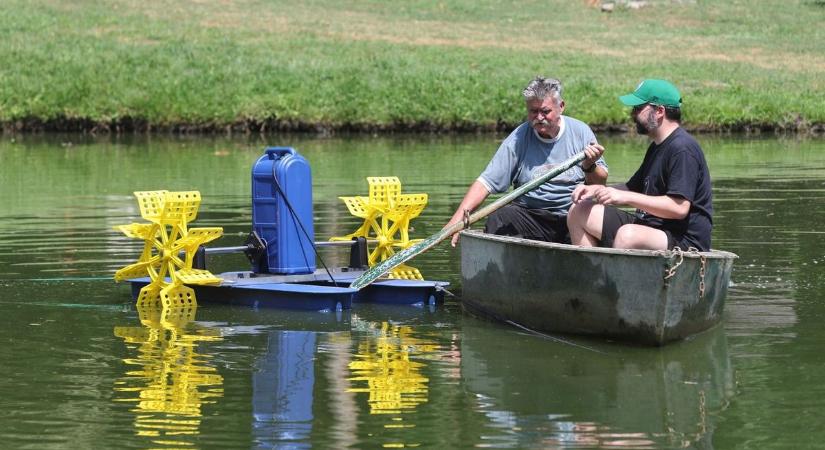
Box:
[632,103,662,114]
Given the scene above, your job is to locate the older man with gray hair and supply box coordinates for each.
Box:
[446,76,607,246]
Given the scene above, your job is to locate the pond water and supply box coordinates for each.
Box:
[1,133,824,449]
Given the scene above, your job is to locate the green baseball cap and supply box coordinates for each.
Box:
[619,79,682,108]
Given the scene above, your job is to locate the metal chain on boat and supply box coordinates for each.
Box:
[664,247,684,280]
[664,247,707,298]
[698,250,707,298]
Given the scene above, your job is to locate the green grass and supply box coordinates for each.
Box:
[1,0,823,132]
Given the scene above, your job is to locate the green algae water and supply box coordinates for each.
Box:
[2,133,825,448]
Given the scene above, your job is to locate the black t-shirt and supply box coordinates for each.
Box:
[626,127,713,251]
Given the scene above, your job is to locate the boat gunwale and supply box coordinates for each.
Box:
[460,229,738,260]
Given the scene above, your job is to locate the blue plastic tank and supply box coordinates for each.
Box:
[251,147,316,274]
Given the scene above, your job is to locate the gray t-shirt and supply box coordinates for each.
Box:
[477,116,607,214]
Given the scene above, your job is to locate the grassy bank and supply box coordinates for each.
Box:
[1,0,824,133]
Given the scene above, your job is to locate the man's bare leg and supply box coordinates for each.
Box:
[613,224,669,250]
[567,201,603,247]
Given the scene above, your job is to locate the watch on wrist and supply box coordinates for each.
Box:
[583,163,597,173]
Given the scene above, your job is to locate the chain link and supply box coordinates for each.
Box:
[664,247,707,298]
[698,252,706,298]
[664,247,684,280]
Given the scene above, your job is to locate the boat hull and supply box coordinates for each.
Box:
[460,230,737,345]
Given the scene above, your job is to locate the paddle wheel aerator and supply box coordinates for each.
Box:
[330,176,428,280]
[113,190,223,309]
[113,146,449,313]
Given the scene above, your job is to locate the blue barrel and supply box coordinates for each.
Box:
[251,147,316,274]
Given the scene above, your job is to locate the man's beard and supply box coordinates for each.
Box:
[635,110,658,135]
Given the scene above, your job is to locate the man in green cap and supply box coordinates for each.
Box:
[566,79,713,251]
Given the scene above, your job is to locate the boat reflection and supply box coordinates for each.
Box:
[113,305,224,447]
[460,318,735,449]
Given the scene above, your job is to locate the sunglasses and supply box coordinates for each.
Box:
[632,103,662,114]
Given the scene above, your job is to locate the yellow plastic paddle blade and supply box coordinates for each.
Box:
[136,283,163,308]
[367,176,401,210]
[113,259,156,282]
[385,193,428,222]
[186,227,223,243]
[329,197,373,242]
[115,223,157,240]
[179,227,224,253]
[389,264,424,281]
[134,190,169,223]
[339,196,371,219]
[160,284,197,309]
[159,191,202,225]
[176,268,222,286]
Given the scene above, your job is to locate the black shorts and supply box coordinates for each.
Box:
[484,203,570,244]
[600,206,678,249]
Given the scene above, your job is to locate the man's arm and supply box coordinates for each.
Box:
[445,180,491,246]
[581,142,607,185]
[590,187,690,219]
[584,165,608,185]
[572,182,626,204]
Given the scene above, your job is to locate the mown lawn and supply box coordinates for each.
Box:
[1,0,823,132]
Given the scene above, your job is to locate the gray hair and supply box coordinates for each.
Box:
[522,76,563,103]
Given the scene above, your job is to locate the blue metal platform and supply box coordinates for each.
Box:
[129,268,448,312]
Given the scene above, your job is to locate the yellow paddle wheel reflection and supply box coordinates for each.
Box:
[113,305,224,447]
[347,320,440,446]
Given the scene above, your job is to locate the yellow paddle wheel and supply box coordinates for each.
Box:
[113,191,223,309]
[330,177,428,280]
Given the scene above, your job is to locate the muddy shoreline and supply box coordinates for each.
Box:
[3,116,823,136]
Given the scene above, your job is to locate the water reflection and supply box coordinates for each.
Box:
[193,307,355,448]
[342,306,449,448]
[113,305,224,447]
[348,320,436,415]
[215,305,446,448]
[460,318,734,448]
[253,330,316,449]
